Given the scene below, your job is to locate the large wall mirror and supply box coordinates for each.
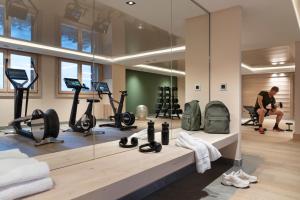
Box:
[92,0,210,159]
[0,0,97,169]
[0,0,210,170]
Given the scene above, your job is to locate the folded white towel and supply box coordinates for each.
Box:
[0,158,38,174]
[0,149,28,159]
[0,160,50,188]
[176,132,221,173]
[0,177,53,200]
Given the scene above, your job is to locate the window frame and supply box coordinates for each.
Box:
[0,48,5,92]
[59,19,93,53]
[0,4,37,41]
[57,58,102,98]
[0,48,41,97]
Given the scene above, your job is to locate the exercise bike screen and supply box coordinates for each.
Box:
[6,68,28,81]
[64,78,82,88]
[97,82,110,93]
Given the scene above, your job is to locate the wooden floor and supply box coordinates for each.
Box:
[231,121,299,200]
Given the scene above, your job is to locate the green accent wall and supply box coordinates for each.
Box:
[126,70,177,114]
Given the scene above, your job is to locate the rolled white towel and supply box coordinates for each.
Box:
[0,149,28,159]
[0,177,54,200]
[0,159,50,188]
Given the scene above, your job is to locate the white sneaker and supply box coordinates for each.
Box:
[221,172,250,189]
[235,169,258,183]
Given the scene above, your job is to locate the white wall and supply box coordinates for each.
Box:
[185,15,210,113]
[0,55,105,127]
[294,41,300,139]
[211,7,242,160]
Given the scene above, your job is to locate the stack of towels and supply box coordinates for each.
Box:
[176,132,222,174]
[0,149,53,200]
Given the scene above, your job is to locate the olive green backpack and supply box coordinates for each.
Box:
[181,100,201,131]
[204,101,230,134]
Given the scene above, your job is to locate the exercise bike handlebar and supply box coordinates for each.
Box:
[5,59,39,90]
[27,60,39,89]
[81,83,89,90]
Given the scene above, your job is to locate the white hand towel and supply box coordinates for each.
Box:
[176,132,211,173]
[176,132,221,173]
[0,149,28,159]
[195,138,222,161]
[0,177,53,200]
[0,161,50,188]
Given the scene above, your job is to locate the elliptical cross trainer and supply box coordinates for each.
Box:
[5,59,64,146]
[94,82,137,131]
[64,78,103,136]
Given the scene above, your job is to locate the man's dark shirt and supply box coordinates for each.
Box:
[254,91,276,111]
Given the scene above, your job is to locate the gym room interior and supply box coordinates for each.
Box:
[0,0,299,200]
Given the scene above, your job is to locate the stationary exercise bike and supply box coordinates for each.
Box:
[94,82,137,131]
[5,59,63,146]
[64,78,101,136]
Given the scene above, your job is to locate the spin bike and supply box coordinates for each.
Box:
[5,59,63,146]
[95,82,137,131]
[64,78,102,136]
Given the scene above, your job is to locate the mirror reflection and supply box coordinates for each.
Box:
[0,0,210,169]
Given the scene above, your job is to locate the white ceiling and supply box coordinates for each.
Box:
[195,0,300,50]
[97,0,300,51]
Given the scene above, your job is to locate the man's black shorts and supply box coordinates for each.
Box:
[256,108,270,117]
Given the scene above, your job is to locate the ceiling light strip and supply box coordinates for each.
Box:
[0,36,186,65]
[241,63,295,72]
[134,64,186,76]
[0,37,112,62]
[113,46,186,62]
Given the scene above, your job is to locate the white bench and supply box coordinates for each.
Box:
[26,129,239,200]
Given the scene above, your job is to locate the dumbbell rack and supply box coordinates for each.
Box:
[155,87,182,119]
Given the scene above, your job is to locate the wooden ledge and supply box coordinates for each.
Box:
[27,130,238,200]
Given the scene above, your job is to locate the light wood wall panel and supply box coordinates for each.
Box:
[242,73,294,119]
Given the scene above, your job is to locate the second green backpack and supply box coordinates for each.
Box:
[204,101,230,134]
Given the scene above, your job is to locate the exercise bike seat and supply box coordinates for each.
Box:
[87,99,100,103]
[120,91,128,95]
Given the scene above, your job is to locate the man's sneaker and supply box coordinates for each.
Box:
[273,127,284,132]
[221,172,250,188]
[258,127,265,134]
[234,169,258,184]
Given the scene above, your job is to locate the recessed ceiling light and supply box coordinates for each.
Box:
[279,61,285,65]
[137,24,143,30]
[126,1,136,5]
[271,62,278,65]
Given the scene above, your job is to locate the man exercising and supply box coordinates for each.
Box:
[254,86,284,134]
